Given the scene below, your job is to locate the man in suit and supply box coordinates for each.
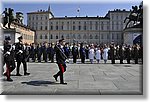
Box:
[15,36,30,76]
[53,39,67,84]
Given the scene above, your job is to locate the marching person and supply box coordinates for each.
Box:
[89,44,95,64]
[15,36,30,76]
[95,46,101,63]
[3,37,15,81]
[126,45,132,64]
[72,43,78,63]
[53,39,67,84]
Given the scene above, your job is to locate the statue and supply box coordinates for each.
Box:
[124,4,143,29]
[2,8,9,28]
[1,8,21,29]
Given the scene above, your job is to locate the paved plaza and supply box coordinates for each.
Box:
[0,60,142,95]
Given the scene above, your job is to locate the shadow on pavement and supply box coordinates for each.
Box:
[21,80,59,86]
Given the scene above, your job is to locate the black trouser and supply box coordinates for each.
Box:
[16,60,27,74]
[127,58,130,64]
[51,54,54,63]
[55,63,66,83]
[81,56,85,63]
[120,57,123,64]
[37,53,41,62]
[134,58,138,64]
[73,55,77,63]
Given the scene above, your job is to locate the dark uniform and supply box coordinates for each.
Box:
[133,45,139,64]
[126,45,131,64]
[53,39,67,84]
[80,43,86,63]
[36,44,42,62]
[42,43,47,62]
[85,46,89,59]
[64,44,70,58]
[3,37,15,81]
[72,44,78,63]
[110,45,115,64]
[47,44,55,63]
[119,45,124,64]
[15,36,30,76]
[30,43,36,62]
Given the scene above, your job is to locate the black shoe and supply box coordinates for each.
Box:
[16,73,22,76]
[53,75,58,81]
[7,78,13,82]
[3,73,7,76]
[24,72,30,76]
[60,82,67,85]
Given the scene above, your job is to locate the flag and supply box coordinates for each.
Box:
[77,7,80,12]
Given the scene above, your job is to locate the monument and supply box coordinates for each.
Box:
[123,1,143,46]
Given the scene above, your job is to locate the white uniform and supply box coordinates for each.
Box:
[89,48,95,59]
[95,49,101,60]
[103,48,109,60]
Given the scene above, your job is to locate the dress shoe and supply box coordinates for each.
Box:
[60,82,67,85]
[53,75,58,81]
[7,78,13,82]
[24,72,30,76]
[16,73,22,76]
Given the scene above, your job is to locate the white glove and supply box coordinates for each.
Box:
[6,51,10,55]
[19,50,23,53]
[66,59,69,63]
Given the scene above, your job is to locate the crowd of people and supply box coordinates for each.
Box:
[1,36,143,82]
[19,41,142,64]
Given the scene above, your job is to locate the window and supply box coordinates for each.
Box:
[61,26,63,30]
[84,26,86,30]
[117,33,119,39]
[45,26,47,30]
[112,33,114,39]
[40,35,42,39]
[45,16,47,20]
[90,35,93,39]
[73,34,76,39]
[50,26,53,30]
[101,25,103,30]
[56,36,58,39]
[95,35,98,39]
[45,35,47,39]
[101,34,104,39]
[28,16,31,20]
[79,26,81,30]
[50,35,53,39]
[78,34,81,39]
[83,34,86,39]
[107,34,110,39]
[40,26,42,30]
[73,26,75,30]
[36,15,38,20]
[56,26,58,30]
[66,34,69,39]
[61,35,64,39]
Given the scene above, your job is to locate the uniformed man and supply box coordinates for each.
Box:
[42,42,48,62]
[126,45,132,64]
[64,43,70,58]
[133,44,139,64]
[53,39,67,84]
[119,45,124,64]
[110,44,115,64]
[50,43,55,63]
[3,37,15,81]
[80,43,86,63]
[30,43,36,62]
[15,36,30,76]
[72,43,78,63]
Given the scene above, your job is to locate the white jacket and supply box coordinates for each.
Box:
[89,48,95,59]
[95,50,101,60]
[103,48,109,60]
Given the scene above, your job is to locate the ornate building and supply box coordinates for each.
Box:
[27,6,130,44]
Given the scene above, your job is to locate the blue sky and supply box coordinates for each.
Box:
[1,1,142,24]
